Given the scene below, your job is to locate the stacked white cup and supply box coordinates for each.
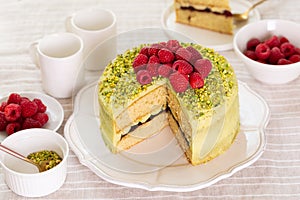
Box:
[30,8,117,98]
[66,8,117,71]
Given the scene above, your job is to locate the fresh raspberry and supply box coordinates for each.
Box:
[4,103,21,122]
[148,43,163,56]
[244,50,258,60]
[246,38,260,50]
[139,46,149,56]
[0,101,7,112]
[277,58,292,65]
[132,54,148,68]
[158,64,173,78]
[294,48,300,55]
[194,59,212,79]
[164,63,173,68]
[255,43,271,60]
[175,47,192,61]
[7,93,21,104]
[20,97,30,105]
[22,118,42,130]
[133,64,146,73]
[182,74,189,81]
[265,35,280,48]
[269,47,284,64]
[169,72,189,93]
[20,100,38,118]
[289,54,300,63]
[148,55,160,64]
[6,122,21,135]
[166,40,181,52]
[172,60,193,75]
[186,46,202,64]
[159,42,167,48]
[0,112,8,131]
[158,48,175,64]
[136,70,152,85]
[189,72,204,89]
[146,63,159,77]
[32,112,49,126]
[280,42,295,57]
[32,98,47,113]
[279,36,289,44]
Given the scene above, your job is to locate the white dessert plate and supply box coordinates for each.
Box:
[161,0,261,51]
[64,81,269,192]
[0,92,64,141]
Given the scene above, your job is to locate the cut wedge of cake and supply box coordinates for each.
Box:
[174,0,234,34]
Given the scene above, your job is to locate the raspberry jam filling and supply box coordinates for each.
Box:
[180,6,232,17]
[121,110,164,137]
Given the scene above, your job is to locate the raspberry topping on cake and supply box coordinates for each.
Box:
[136,70,152,85]
[169,72,189,93]
[194,59,213,79]
[189,72,204,89]
[158,48,175,63]
[132,40,212,93]
[133,54,148,68]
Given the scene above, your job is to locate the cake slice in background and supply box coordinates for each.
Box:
[174,0,234,34]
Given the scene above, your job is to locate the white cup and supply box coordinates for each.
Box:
[29,32,85,98]
[65,8,117,71]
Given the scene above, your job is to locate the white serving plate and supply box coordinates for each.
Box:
[0,92,64,141]
[161,0,261,51]
[64,81,269,192]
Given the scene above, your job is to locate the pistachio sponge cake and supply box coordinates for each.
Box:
[98,40,239,165]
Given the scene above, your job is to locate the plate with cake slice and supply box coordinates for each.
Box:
[64,80,269,192]
[161,0,261,51]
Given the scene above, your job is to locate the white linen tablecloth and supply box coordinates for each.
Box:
[0,0,300,199]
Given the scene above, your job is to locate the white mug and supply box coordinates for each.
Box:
[65,8,117,71]
[29,32,85,98]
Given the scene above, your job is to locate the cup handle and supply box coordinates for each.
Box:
[29,41,40,69]
[65,16,72,32]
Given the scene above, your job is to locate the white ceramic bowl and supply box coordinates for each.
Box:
[0,128,69,197]
[233,19,300,84]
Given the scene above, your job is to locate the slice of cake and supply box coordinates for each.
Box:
[174,0,234,34]
[98,40,240,165]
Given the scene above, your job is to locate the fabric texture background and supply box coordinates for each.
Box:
[0,0,300,199]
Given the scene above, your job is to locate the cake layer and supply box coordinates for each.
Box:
[175,0,231,11]
[117,112,169,151]
[115,84,167,135]
[175,8,233,34]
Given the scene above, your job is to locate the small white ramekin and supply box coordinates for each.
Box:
[0,128,69,197]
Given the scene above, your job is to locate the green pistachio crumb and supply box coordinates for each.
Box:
[27,150,62,171]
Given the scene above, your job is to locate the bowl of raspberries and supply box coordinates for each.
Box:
[233,19,300,84]
[0,92,64,138]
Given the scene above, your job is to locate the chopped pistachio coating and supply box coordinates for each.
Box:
[98,42,237,120]
[27,150,62,171]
